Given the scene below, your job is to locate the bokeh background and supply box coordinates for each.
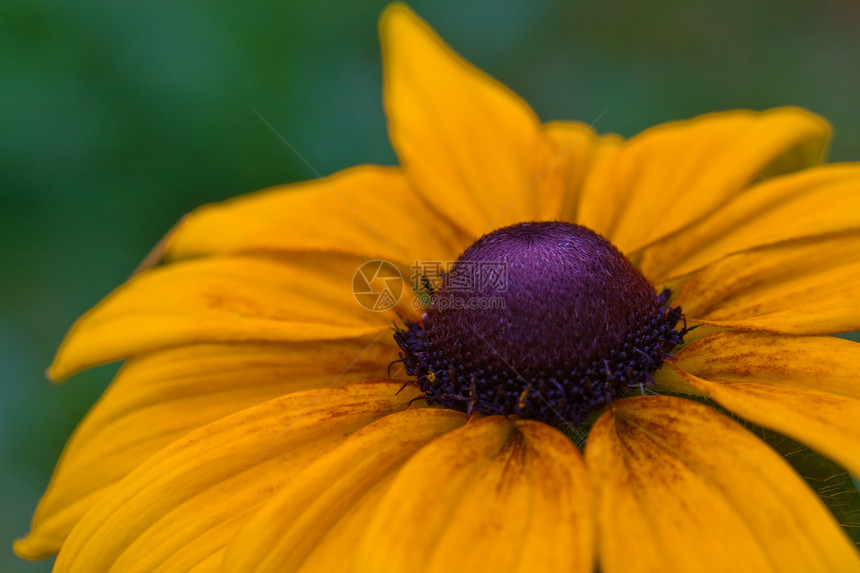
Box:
[2,1,859,570]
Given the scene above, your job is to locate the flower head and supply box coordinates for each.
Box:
[16,4,860,573]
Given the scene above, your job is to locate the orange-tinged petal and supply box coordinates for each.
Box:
[673,331,860,399]
[581,107,830,255]
[651,361,706,396]
[356,416,594,573]
[16,337,399,559]
[381,5,565,238]
[188,551,222,573]
[50,253,402,379]
[295,473,397,573]
[587,396,860,573]
[222,408,466,572]
[569,133,629,238]
[673,230,860,334]
[640,164,860,281]
[542,121,624,224]
[682,373,860,484]
[166,165,465,266]
[670,331,860,477]
[48,382,422,573]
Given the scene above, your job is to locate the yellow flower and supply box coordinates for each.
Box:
[16,4,860,572]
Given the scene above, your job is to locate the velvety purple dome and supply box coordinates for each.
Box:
[395,222,687,426]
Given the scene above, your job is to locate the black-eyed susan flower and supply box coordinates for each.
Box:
[16,4,860,572]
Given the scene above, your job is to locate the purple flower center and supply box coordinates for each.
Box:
[394,222,687,426]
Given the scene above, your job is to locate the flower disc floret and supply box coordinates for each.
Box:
[395,222,687,425]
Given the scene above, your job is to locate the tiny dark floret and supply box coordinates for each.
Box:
[394,222,688,426]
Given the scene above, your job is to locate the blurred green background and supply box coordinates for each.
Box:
[2,1,859,570]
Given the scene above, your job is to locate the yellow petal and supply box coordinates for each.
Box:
[381,4,565,237]
[671,331,860,477]
[356,416,594,573]
[222,408,466,572]
[15,337,399,559]
[673,331,860,399]
[582,107,831,255]
[296,472,397,573]
[542,121,625,224]
[587,396,860,573]
[51,253,403,379]
[166,165,466,266]
[187,551,223,573]
[640,164,860,281]
[48,382,421,573]
[673,230,860,334]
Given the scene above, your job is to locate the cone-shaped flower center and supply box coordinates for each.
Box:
[395,222,687,426]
